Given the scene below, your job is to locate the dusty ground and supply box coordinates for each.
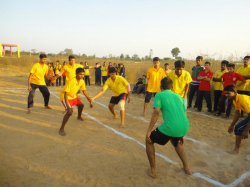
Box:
[0,69,250,187]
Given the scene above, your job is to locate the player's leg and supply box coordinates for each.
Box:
[76,102,85,121]
[143,92,152,116]
[108,102,118,118]
[59,101,73,136]
[27,84,38,113]
[171,138,191,175]
[38,85,51,109]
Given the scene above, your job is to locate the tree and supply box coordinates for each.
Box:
[64,48,73,55]
[120,54,124,60]
[125,54,131,60]
[82,54,87,59]
[132,54,139,60]
[171,47,180,58]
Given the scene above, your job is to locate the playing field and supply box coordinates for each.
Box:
[0,71,250,187]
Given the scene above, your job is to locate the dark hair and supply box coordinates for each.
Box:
[68,55,75,61]
[205,61,210,65]
[109,67,116,73]
[174,60,185,68]
[56,60,59,62]
[63,61,67,65]
[224,84,236,92]
[80,62,83,65]
[221,60,229,66]
[227,63,235,69]
[196,56,203,60]
[161,77,173,90]
[142,75,146,77]
[76,68,85,74]
[153,57,160,62]
[39,54,47,59]
[244,56,250,60]
[164,63,169,66]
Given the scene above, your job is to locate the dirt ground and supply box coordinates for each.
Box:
[0,70,250,187]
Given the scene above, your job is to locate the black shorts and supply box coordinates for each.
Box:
[110,93,128,104]
[150,128,182,147]
[145,92,157,103]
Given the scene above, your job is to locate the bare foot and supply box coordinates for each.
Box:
[26,108,31,114]
[45,106,52,109]
[77,116,86,121]
[120,124,125,128]
[147,169,157,179]
[113,114,118,119]
[229,149,239,155]
[183,167,192,175]
[59,129,66,136]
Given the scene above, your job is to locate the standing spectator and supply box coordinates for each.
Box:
[164,63,172,76]
[117,64,121,75]
[107,62,112,78]
[101,61,108,85]
[95,62,102,86]
[236,56,250,117]
[142,57,166,116]
[197,61,213,113]
[167,60,192,111]
[55,60,62,86]
[62,61,67,86]
[47,64,55,86]
[215,63,246,118]
[188,56,204,108]
[120,63,125,78]
[212,60,229,112]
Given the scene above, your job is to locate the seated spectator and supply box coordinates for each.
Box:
[132,78,143,93]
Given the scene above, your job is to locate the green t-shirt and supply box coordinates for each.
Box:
[153,90,189,137]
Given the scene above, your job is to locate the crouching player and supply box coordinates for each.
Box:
[146,77,191,179]
[59,68,93,136]
[226,84,250,154]
[91,67,131,128]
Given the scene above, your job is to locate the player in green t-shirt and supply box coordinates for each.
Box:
[146,77,191,179]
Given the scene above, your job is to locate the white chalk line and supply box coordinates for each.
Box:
[93,100,209,147]
[50,91,250,187]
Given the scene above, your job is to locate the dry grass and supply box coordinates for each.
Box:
[0,55,243,84]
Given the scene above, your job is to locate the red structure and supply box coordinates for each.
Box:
[0,43,20,57]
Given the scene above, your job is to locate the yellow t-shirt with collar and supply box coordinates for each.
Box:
[213,69,228,91]
[30,62,48,85]
[103,76,128,96]
[61,63,84,81]
[167,70,192,98]
[146,67,166,93]
[101,66,108,76]
[234,94,250,113]
[59,78,86,101]
[236,65,250,91]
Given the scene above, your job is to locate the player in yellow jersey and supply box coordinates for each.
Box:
[59,68,93,136]
[27,54,55,114]
[91,67,131,128]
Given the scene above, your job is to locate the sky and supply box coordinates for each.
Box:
[1,0,250,60]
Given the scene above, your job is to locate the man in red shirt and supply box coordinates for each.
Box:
[215,63,246,118]
[197,61,213,113]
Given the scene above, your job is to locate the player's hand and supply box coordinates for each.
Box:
[128,95,131,103]
[242,129,249,139]
[228,125,234,133]
[179,137,185,145]
[28,85,32,91]
[146,131,152,143]
[89,101,93,108]
[87,97,91,102]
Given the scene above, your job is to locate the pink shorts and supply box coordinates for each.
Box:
[61,98,82,109]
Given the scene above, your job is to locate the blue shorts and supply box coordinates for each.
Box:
[234,115,250,135]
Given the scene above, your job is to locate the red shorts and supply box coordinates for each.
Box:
[61,98,82,109]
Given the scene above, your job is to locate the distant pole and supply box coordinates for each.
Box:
[0,43,2,57]
[17,45,20,58]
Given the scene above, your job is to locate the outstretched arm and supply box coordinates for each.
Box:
[82,90,93,108]
[228,110,240,133]
[91,89,106,101]
[127,83,131,103]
